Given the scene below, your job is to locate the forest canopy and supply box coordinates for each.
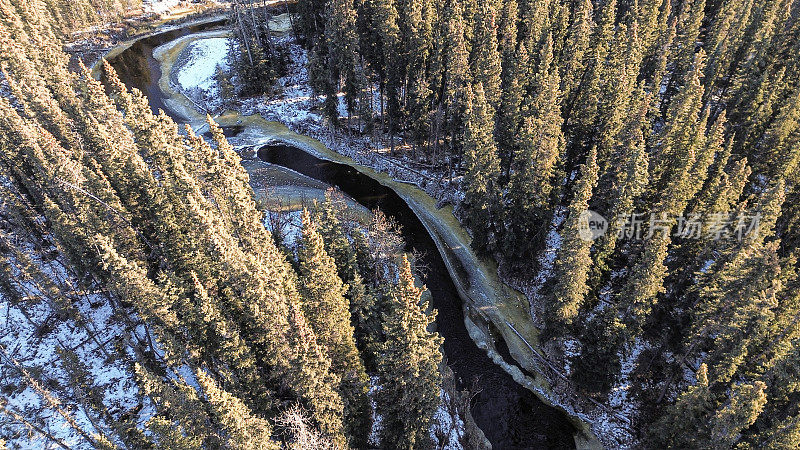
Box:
[3,0,800,447]
[292,0,800,446]
[0,0,443,448]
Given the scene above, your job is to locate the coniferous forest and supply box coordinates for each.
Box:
[293,0,800,445]
[3,0,800,447]
[0,0,443,448]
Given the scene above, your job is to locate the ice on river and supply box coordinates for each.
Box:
[176,37,230,94]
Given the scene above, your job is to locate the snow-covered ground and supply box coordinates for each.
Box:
[143,0,181,15]
[506,202,638,447]
[173,36,231,112]
[176,37,229,92]
[0,245,149,448]
[245,38,322,125]
[528,206,566,325]
[430,389,466,449]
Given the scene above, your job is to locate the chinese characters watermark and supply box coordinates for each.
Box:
[577,210,761,242]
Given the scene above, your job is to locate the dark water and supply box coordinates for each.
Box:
[106,23,578,450]
[258,146,576,449]
[105,19,226,114]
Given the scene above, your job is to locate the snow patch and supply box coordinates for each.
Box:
[368,376,383,448]
[175,37,230,94]
[143,0,181,15]
[527,207,566,321]
[430,389,466,449]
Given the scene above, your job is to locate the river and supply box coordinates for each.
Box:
[102,17,582,450]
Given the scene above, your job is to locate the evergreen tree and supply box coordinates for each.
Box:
[505,32,564,266]
[461,82,503,255]
[560,0,592,107]
[649,363,714,447]
[496,42,527,181]
[497,0,518,62]
[689,181,785,383]
[325,0,362,121]
[710,380,768,446]
[400,0,434,156]
[375,256,443,449]
[589,88,650,287]
[469,3,502,109]
[314,194,359,284]
[11,0,800,446]
[358,0,400,136]
[296,210,371,447]
[549,146,599,328]
[195,369,279,450]
[440,0,471,168]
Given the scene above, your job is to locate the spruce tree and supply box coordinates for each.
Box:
[549,146,599,328]
[325,0,362,121]
[195,369,279,450]
[690,181,785,383]
[589,88,650,288]
[296,210,371,447]
[314,194,359,284]
[560,0,592,107]
[441,0,471,168]
[375,255,443,449]
[505,32,564,266]
[496,42,527,182]
[461,82,503,255]
[649,363,714,447]
[469,3,502,109]
[710,380,768,446]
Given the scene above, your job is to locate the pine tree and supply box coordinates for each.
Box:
[669,0,705,89]
[616,228,670,339]
[440,0,471,168]
[358,0,400,135]
[308,39,341,124]
[314,194,359,284]
[594,20,642,175]
[756,86,800,182]
[651,50,706,189]
[376,255,443,449]
[752,407,800,448]
[297,0,326,43]
[564,43,600,159]
[195,369,279,450]
[649,363,714,447]
[497,0,518,62]
[461,82,503,255]
[589,87,650,287]
[571,306,627,393]
[325,0,362,121]
[560,0,592,107]
[710,380,768,447]
[689,181,785,383]
[505,32,564,266]
[496,42,527,182]
[400,0,434,157]
[296,210,371,447]
[549,146,599,328]
[133,363,217,448]
[469,3,502,109]
[406,70,433,158]
[346,272,381,365]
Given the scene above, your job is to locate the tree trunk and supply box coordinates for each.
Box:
[235,3,254,66]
